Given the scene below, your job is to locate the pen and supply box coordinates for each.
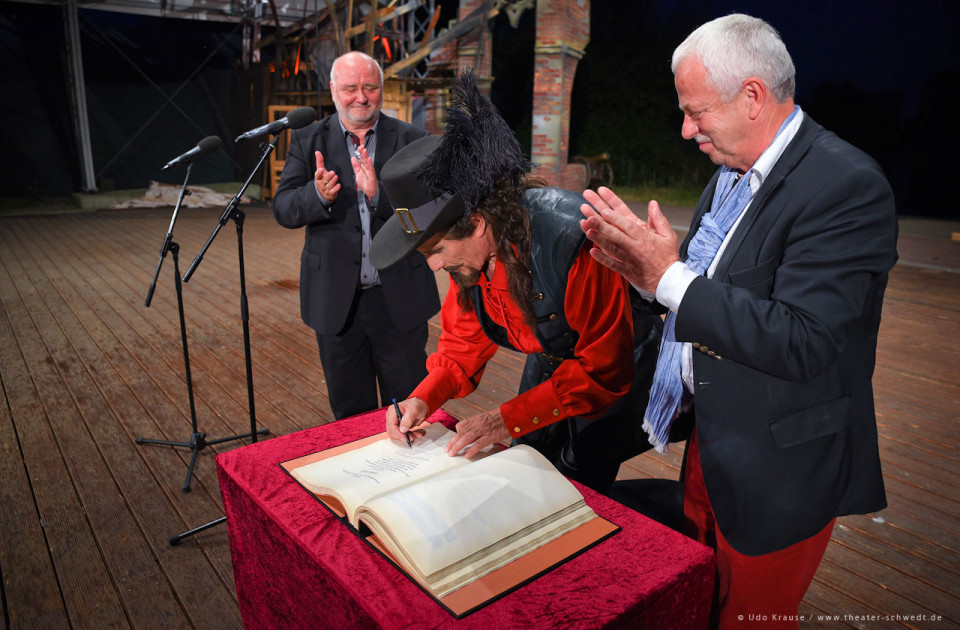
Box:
[393,398,412,448]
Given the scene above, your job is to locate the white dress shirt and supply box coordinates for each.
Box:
[655,108,805,393]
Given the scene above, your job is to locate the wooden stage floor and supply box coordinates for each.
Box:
[1,202,958,628]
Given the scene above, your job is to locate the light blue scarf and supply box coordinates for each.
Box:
[642,107,800,453]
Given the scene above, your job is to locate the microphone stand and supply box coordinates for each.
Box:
[169,136,277,545]
[138,162,235,493]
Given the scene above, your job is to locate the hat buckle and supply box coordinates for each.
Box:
[395,208,420,234]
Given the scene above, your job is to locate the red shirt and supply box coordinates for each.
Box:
[410,246,635,437]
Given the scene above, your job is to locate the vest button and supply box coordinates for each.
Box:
[532,417,540,424]
[513,426,521,433]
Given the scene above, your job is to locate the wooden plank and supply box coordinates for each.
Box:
[884,265,960,312]
[829,523,960,622]
[882,494,960,562]
[68,210,333,434]
[16,215,241,495]
[876,430,959,475]
[802,578,886,628]
[16,213,237,510]
[29,215,250,591]
[815,548,949,627]
[837,511,960,576]
[618,449,684,481]
[3,218,199,627]
[873,369,960,437]
[876,451,960,506]
[10,216,243,628]
[51,213,291,447]
[0,226,129,628]
[0,287,69,628]
[2,204,960,628]
[879,478,960,548]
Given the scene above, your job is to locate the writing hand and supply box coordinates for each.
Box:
[579,186,679,293]
[444,409,510,459]
[314,151,341,203]
[386,397,429,444]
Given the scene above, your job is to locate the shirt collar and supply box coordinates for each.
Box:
[337,115,379,140]
[474,255,510,291]
[746,106,804,193]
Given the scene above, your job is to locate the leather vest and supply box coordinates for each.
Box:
[465,187,662,484]
[467,187,585,365]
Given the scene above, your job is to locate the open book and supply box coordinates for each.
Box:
[282,423,617,613]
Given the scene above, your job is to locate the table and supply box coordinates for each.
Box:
[217,409,715,629]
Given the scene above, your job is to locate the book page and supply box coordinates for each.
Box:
[290,423,472,525]
[356,445,589,590]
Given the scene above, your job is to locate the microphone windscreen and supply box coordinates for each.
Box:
[287,107,317,130]
[198,135,222,154]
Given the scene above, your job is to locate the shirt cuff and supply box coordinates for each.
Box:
[499,381,565,438]
[314,184,332,207]
[656,261,699,312]
[410,369,459,417]
[630,282,656,301]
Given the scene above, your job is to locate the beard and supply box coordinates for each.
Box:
[335,101,381,126]
[448,265,483,292]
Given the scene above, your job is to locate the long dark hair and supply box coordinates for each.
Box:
[446,176,546,331]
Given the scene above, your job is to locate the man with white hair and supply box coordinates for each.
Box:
[273,51,437,420]
[580,14,897,628]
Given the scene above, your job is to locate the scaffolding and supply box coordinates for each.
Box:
[7,0,534,193]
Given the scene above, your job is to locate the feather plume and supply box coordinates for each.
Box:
[417,69,531,213]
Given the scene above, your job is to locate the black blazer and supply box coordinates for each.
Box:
[675,115,898,555]
[272,113,439,335]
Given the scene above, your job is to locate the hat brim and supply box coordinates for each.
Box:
[370,193,467,269]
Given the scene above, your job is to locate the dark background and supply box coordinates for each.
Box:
[1,0,957,217]
[0,3,245,196]
[493,0,959,218]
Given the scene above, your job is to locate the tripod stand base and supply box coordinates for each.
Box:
[136,427,269,492]
[169,516,226,546]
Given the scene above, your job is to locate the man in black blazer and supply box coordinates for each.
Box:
[273,51,438,420]
[580,14,897,629]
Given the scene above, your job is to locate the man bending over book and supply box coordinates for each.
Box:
[369,72,662,492]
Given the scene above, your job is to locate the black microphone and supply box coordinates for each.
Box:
[235,107,317,142]
[161,136,222,171]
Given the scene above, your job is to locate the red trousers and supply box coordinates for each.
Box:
[683,431,835,629]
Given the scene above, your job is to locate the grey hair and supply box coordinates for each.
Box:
[671,14,795,103]
[330,51,383,88]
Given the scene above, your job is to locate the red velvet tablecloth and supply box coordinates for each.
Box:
[216,409,715,629]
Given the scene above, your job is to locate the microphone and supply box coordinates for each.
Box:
[161,136,222,171]
[235,107,317,142]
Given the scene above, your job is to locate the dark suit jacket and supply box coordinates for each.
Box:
[272,113,439,336]
[674,114,898,555]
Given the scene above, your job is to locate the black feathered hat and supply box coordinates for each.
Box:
[370,70,530,269]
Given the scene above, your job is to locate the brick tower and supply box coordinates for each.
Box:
[531,0,589,189]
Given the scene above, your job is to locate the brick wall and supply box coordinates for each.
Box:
[531,0,590,191]
[421,0,591,190]
[458,0,493,87]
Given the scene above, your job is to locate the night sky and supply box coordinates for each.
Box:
[559,0,958,216]
[701,0,957,112]
[666,0,959,217]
